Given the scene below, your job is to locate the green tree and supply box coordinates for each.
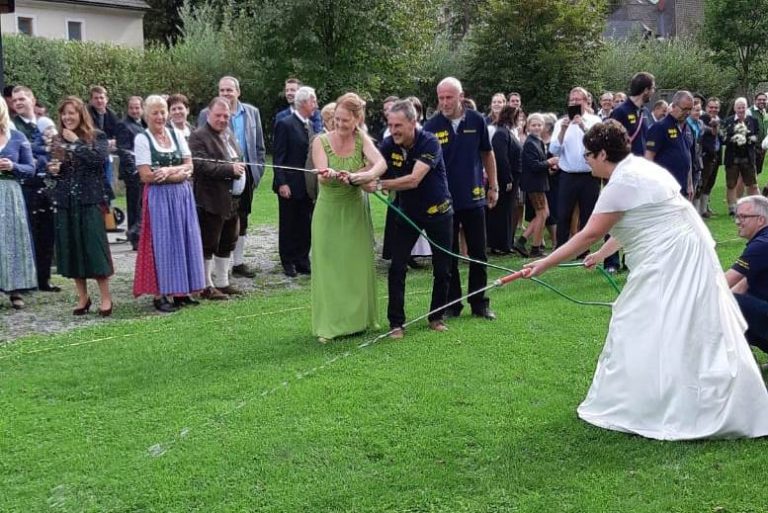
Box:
[462,0,607,112]
[702,0,768,94]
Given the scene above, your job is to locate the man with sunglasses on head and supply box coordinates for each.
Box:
[726,195,768,356]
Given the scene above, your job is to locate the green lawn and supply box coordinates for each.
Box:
[1,170,767,512]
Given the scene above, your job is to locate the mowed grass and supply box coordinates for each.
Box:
[1,169,767,513]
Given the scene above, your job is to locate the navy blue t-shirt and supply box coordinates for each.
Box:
[646,114,691,193]
[379,129,452,220]
[732,226,768,301]
[611,99,650,156]
[423,109,492,211]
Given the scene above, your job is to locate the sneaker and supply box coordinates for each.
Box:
[604,266,619,275]
[232,264,256,278]
[201,286,228,300]
[428,320,448,332]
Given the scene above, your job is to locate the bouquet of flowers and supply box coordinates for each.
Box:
[732,122,748,146]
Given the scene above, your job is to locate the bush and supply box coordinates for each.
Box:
[594,37,736,100]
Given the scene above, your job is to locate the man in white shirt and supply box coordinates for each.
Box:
[549,87,601,248]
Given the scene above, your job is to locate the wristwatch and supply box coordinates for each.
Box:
[491,186,499,192]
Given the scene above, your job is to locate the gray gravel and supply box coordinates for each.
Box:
[0,224,301,344]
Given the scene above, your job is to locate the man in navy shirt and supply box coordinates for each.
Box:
[645,90,693,197]
[362,100,454,338]
[610,72,654,157]
[423,77,499,320]
[725,195,768,354]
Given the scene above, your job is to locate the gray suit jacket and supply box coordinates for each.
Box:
[197,101,266,189]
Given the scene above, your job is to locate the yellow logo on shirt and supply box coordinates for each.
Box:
[668,128,678,139]
[391,152,404,168]
[426,200,451,215]
[627,114,636,123]
[435,130,450,145]
[472,186,485,199]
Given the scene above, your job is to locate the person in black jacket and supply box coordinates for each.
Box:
[698,97,723,217]
[115,96,146,250]
[272,86,317,277]
[487,105,521,254]
[49,96,113,316]
[87,85,119,202]
[514,113,559,258]
[723,97,761,215]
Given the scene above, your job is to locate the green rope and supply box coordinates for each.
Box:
[371,191,619,308]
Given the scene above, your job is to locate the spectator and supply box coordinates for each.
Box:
[748,92,768,175]
[612,92,626,109]
[651,99,668,123]
[486,92,507,138]
[0,97,38,308]
[198,76,266,280]
[487,105,521,255]
[645,90,694,198]
[167,94,193,140]
[722,97,760,214]
[11,85,58,291]
[698,97,723,217]
[132,95,204,313]
[115,96,146,250]
[274,77,323,134]
[87,85,118,202]
[597,92,613,120]
[49,96,113,316]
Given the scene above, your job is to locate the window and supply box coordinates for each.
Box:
[17,17,33,36]
[67,20,83,41]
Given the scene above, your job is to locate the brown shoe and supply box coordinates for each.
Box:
[201,286,228,300]
[428,320,448,332]
[217,285,243,296]
[389,327,404,340]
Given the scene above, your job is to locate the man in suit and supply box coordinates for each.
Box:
[87,85,119,202]
[11,85,57,292]
[189,97,247,300]
[114,96,146,250]
[275,78,323,134]
[272,86,317,277]
[197,76,266,279]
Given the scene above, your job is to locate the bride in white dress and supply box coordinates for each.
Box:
[525,121,768,440]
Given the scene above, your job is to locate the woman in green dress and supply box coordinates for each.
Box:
[309,93,384,343]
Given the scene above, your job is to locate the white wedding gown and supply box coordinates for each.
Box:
[577,155,768,440]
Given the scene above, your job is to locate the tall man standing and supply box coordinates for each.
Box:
[725,195,768,355]
[198,76,266,278]
[423,77,498,320]
[115,96,146,250]
[698,97,723,217]
[11,86,57,291]
[189,97,247,300]
[272,86,318,277]
[87,85,119,201]
[645,90,694,198]
[549,87,602,249]
[610,72,655,157]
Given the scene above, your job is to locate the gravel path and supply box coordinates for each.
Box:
[0,224,302,344]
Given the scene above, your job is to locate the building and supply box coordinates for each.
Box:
[605,0,704,40]
[0,0,150,48]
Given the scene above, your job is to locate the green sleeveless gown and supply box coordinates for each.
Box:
[311,133,379,339]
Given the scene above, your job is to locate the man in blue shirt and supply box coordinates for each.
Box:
[363,99,454,338]
[610,72,654,157]
[645,90,693,197]
[725,195,768,354]
[423,77,499,320]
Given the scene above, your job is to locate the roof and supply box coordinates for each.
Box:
[35,0,151,11]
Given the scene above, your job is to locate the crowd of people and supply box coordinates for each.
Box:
[2,70,768,440]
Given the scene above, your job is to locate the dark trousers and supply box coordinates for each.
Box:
[198,201,240,259]
[734,293,768,354]
[21,185,55,288]
[388,213,453,328]
[757,147,766,175]
[699,153,720,196]
[556,172,600,248]
[124,174,142,247]
[449,207,489,314]
[486,190,514,252]
[277,195,313,268]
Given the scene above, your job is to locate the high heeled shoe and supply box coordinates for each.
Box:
[98,302,113,317]
[73,297,92,316]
